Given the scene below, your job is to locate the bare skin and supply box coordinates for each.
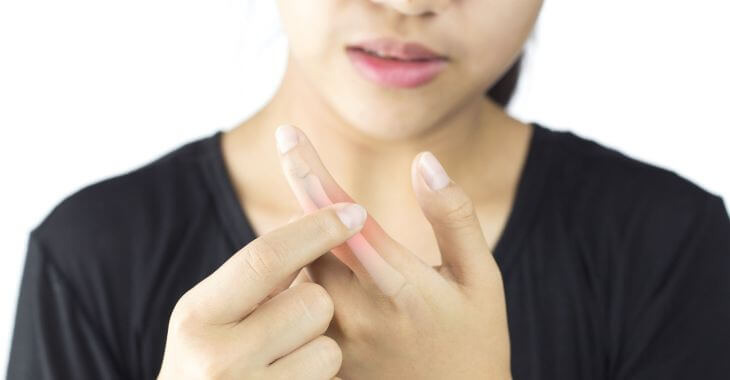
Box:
[157,1,541,377]
[222,56,533,267]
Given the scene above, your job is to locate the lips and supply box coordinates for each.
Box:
[347,38,447,62]
[345,38,448,88]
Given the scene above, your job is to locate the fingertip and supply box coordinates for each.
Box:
[417,151,452,191]
[275,124,299,154]
[333,202,367,231]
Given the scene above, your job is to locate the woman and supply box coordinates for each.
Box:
[8,0,730,379]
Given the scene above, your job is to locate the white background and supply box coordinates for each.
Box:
[1,0,728,373]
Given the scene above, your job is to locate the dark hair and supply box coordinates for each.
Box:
[486,53,523,108]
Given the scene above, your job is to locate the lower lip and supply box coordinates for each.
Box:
[345,48,447,89]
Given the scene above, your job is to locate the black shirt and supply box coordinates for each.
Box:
[8,123,730,379]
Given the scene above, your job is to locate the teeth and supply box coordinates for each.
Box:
[365,48,392,59]
[358,47,432,62]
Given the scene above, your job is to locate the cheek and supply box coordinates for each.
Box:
[277,0,342,67]
[457,0,542,85]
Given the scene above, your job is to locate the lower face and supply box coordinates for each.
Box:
[276,0,544,140]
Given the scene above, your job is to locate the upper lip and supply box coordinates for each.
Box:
[347,38,448,61]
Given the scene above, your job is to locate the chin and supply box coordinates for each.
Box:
[339,103,442,141]
[324,89,452,141]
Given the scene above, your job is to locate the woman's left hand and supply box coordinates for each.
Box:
[274,125,512,380]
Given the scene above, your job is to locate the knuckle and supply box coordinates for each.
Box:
[295,283,335,323]
[391,281,419,309]
[242,237,286,280]
[442,195,477,227]
[168,294,200,336]
[337,310,374,346]
[313,336,343,371]
[312,210,346,240]
[283,156,312,179]
[195,357,231,380]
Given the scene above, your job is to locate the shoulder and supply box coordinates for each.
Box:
[538,124,722,212]
[30,132,222,272]
[534,123,727,250]
[535,127,730,377]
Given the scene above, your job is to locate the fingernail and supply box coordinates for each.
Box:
[275,125,298,154]
[419,152,451,191]
[335,203,367,230]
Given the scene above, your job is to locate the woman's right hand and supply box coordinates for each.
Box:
[156,202,368,380]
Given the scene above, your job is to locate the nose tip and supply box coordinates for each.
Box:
[370,0,452,16]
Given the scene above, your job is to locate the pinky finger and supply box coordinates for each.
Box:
[267,335,342,380]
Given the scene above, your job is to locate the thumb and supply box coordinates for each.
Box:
[410,151,493,287]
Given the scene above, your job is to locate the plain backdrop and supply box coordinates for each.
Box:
[1,0,728,373]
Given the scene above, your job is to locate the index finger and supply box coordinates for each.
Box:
[274,124,418,298]
[181,202,366,325]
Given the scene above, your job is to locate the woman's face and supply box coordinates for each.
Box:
[276,0,543,140]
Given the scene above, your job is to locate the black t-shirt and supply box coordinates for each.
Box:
[8,122,730,379]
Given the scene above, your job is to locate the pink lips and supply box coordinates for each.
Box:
[345,38,448,88]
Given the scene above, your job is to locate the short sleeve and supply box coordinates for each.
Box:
[612,194,730,379]
[6,232,124,380]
